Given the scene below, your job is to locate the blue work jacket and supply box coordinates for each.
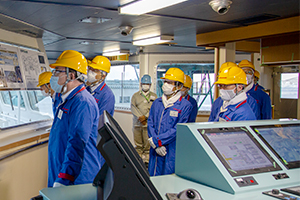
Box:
[209,99,256,122]
[185,94,198,122]
[147,96,192,176]
[247,84,272,120]
[48,84,101,187]
[256,83,265,91]
[87,81,115,117]
[209,94,259,121]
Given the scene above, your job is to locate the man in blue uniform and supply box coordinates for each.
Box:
[48,50,101,187]
[37,71,61,115]
[238,60,272,119]
[86,55,115,117]
[208,64,256,122]
[209,62,259,121]
[180,74,198,122]
[147,68,192,176]
[254,70,265,90]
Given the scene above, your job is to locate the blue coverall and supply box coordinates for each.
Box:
[48,84,101,187]
[185,94,198,122]
[247,84,272,119]
[208,99,256,122]
[87,81,115,117]
[147,96,192,176]
[256,83,265,91]
[209,94,259,121]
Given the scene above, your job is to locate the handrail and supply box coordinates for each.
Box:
[0,140,48,161]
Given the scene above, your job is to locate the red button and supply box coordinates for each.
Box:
[250,180,254,183]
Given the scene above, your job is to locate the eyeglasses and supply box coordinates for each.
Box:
[52,69,66,76]
[218,84,235,89]
[242,69,254,75]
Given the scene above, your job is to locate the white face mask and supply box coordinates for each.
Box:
[219,88,236,101]
[141,84,150,92]
[246,74,253,85]
[162,82,175,95]
[87,70,98,83]
[41,90,50,97]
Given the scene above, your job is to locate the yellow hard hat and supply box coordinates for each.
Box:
[161,68,185,83]
[37,71,52,87]
[50,50,88,75]
[219,62,237,74]
[215,66,247,85]
[238,60,255,71]
[254,70,260,78]
[88,55,111,73]
[183,75,192,88]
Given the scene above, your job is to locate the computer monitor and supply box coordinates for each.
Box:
[251,123,300,169]
[198,127,281,177]
[93,111,163,200]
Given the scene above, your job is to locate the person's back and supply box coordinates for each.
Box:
[247,84,272,119]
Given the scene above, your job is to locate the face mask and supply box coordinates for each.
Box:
[246,74,253,85]
[41,90,50,97]
[50,76,63,93]
[219,88,236,101]
[87,70,98,83]
[162,82,175,95]
[141,84,150,92]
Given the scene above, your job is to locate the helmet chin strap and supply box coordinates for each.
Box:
[61,68,71,94]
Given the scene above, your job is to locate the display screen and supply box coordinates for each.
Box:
[251,124,300,169]
[199,127,281,176]
[94,111,162,200]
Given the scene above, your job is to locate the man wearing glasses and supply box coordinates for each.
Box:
[47,50,101,188]
[208,63,256,122]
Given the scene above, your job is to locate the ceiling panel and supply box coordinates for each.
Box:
[0,0,298,60]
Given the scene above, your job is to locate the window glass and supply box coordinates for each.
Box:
[157,63,215,112]
[0,90,53,129]
[280,73,299,99]
[106,63,139,110]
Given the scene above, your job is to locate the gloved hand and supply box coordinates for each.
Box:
[155,146,167,157]
[148,137,156,149]
[53,182,65,188]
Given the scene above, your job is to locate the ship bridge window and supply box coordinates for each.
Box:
[157,63,215,113]
[106,63,139,110]
[0,90,53,129]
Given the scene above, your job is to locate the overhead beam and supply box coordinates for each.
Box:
[197,16,300,46]
[235,41,260,53]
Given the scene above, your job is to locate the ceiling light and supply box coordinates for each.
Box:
[119,0,188,15]
[79,16,112,24]
[133,35,174,46]
[102,50,130,56]
[79,41,98,45]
